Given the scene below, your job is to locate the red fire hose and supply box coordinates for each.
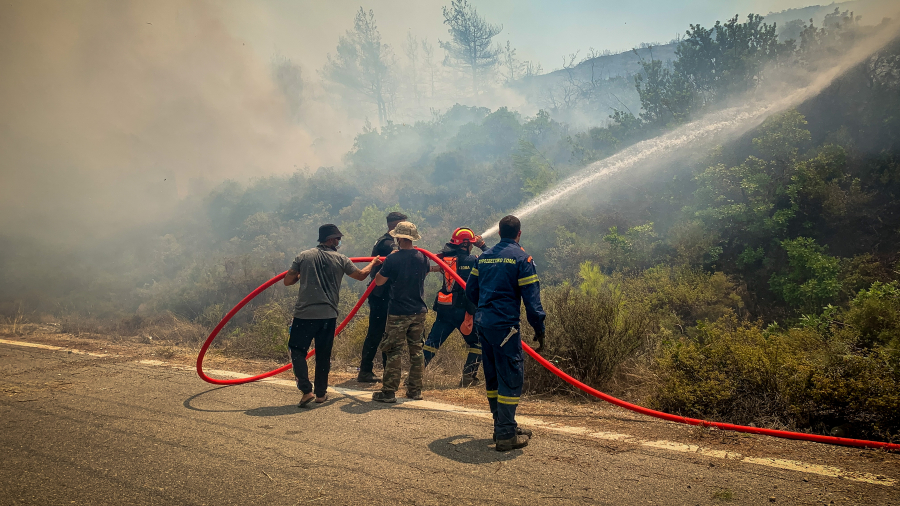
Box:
[197,248,900,451]
[195,257,377,385]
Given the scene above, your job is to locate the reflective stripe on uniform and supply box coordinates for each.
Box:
[486,390,498,399]
[470,268,479,276]
[423,345,439,353]
[497,394,520,405]
[517,274,539,286]
[466,347,481,355]
[441,256,457,292]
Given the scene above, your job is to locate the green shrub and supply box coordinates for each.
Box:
[652,312,900,439]
[626,265,745,328]
[805,347,900,438]
[525,263,746,395]
[652,314,822,426]
[527,281,654,392]
[843,281,900,350]
[602,223,662,272]
[838,254,891,303]
[769,237,841,313]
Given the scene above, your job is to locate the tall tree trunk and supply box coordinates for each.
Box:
[471,50,477,94]
[376,96,386,126]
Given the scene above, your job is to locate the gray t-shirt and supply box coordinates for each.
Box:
[290,245,360,319]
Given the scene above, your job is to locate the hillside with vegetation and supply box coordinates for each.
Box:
[2,7,899,442]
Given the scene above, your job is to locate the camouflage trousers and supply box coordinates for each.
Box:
[379,313,426,393]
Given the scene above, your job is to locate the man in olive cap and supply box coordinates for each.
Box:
[284,224,381,407]
[372,221,432,403]
[357,211,408,383]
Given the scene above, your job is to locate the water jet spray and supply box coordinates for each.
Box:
[481,25,900,239]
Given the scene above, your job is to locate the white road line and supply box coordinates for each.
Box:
[2,338,894,486]
[0,338,110,357]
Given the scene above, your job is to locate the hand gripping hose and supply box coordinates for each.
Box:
[197,249,900,451]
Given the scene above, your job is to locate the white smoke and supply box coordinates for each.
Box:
[482,22,900,238]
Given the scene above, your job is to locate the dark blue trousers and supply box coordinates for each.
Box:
[358,293,389,374]
[478,324,523,440]
[289,318,336,398]
[424,307,482,379]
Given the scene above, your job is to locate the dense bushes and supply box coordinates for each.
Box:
[520,259,900,440]
[538,282,653,387]
[842,281,900,350]
[652,288,900,440]
[526,262,746,395]
[653,315,826,428]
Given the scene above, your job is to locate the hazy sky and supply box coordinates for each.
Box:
[221,0,826,73]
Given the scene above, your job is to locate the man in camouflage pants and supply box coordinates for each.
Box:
[381,314,426,397]
[371,221,431,402]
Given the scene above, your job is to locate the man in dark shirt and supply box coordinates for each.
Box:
[371,221,431,403]
[284,224,381,407]
[357,211,407,383]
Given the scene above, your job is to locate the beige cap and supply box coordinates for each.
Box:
[389,221,421,241]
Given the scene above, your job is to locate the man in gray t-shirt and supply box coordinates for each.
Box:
[284,224,381,406]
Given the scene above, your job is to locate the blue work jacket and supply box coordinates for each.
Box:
[465,238,546,332]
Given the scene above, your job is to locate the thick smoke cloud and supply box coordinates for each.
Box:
[0,0,338,242]
[3,0,897,246]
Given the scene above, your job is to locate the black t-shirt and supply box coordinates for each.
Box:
[379,249,430,316]
[370,232,398,298]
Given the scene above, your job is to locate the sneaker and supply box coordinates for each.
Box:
[406,390,423,400]
[495,434,529,452]
[493,427,533,442]
[459,375,481,388]
[372,391,396,403]
[357,372,381,383]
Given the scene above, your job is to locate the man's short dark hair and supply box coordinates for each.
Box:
[498,215,521,240]
[386,211,408,224]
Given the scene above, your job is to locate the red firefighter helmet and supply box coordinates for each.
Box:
[450,227,476,245]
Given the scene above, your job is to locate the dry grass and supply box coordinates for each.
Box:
[139,313,208,344]
[7,302,27,335]
[51,311,208,347]
[422,323,470,389]
[331,312,370,364]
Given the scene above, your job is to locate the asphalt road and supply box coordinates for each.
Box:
[1,341,897,505]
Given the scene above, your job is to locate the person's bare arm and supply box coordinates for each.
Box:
[429,264,442,273]
[283,269,300,286]
[348,257,382,281]
[375,272,389,286]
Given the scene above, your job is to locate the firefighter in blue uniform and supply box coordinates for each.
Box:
[423,228,489,387]
[465,215,546,452]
